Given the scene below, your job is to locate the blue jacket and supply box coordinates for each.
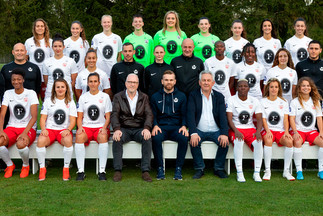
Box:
[187,88,229,136]
[150,87,187,127]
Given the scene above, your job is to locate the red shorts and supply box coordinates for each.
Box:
[261,130,285,147]
[83,127,110,146]
[4,127,36,147]
[290,130,319,146]
[46,129,73,145]
[229,128,257,149]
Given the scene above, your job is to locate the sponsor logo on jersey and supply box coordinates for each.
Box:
[167,40,177,54]
[88,105,100,121]
[301,111,313,127]
[174,98,178,103]
[103,45,113,59]
[70,50,80,63]
[192,65,196,70]
[297,48,307,61]
[135,45,145,59]
[264,50,274,63]
[281,79,291,93]
[34,48,45,63]
[14,104,26,119]
[214,70,226,85]
[28,67,33,72]
[54,109,66,125]
[232,50,242,63]
[245,74,256,88]
[202,45,212,59]
[53,69,64,80]
[238,111,250,124]
[268,111,280,125]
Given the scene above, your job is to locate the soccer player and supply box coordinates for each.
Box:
[91,15,122,78]
[123,14,154,67]
[253,19,282,72]
[75,73,112,181]
[36,79,77,181]
[289,77,323,180]
[0,68,39,178]
[226,79,263,182]
[64,21,89,73]
[154,11,187,64]
[191,17,220,62]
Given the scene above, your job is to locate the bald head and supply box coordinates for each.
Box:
[125,73,139,94]
[13,43,26,51]
[182,38,194,58]
[12,43,27,64]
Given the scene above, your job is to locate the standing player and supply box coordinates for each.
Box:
[154,11,187,64]
[91,15,122,78]
[36,79,77,181]
[284,18,312,66]
[264,48,297,103]
[43,35,78,100]
[75,73,112,181]
[123,14,154,68]
[226,79,263,182]
[253,19,282,72]
[224,20,249,64]
[0,68,39,178]
[289,77,323,180]
[64,21,89,73]
[191,17,220,62]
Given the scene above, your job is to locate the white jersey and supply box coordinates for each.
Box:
[226,94,262,129]
[261,97,289,132]
[78,91,112,128]
[91,32,122,78]
[253,37,282,71]
[264,66,298,103]
[42,56,78,99]
[2,89,39,130]
[204,56,236,101]
[64,37,89,73]
[284,35,312,66]
[234,61,265,100]
[41,98,77,130]
[75,68,110,94]
[289,97,322,132]
[224,37,249,64]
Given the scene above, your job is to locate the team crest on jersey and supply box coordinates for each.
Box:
[24,97,28,102]
[225,65,229,69]
[28,67,33,72]
[192,65,196,70]
[134,69,138,74]
[320,67,323,71]
[312,105,315,110]
[289,73,293,77]
[174,98,178,103]
[66,104,70,108]
[249,105,253,109]
[145,40,148,44]
[279,105,283,109]
[212,40,215,44]
[63,63,67,67]
[177,35,181,39]
[80,45,83,49]
[99,99,103,103]
[255,69,259,73]
[113,40,117,44]
[274,45,277,49]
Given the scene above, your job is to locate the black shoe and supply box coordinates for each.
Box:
[98,172,107,181]
[193,170,204,179]
[76,172,85,181]
[214,170,228,178]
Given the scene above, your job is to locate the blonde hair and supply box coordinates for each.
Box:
[162,11,182,36]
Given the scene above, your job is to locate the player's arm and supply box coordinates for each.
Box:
[103,88,113,101]
[76,112,84,134]
[43,75,48,86]
[0,105,8,133]
[75,89,82,102]
[117,52,122,62]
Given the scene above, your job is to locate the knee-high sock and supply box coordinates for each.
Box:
[318,147,323,172]
[63,146,73,168]
[18,146,29,167]
[263,146,272,171]
[75,143,85,173]
[98,142,109,173]
[252,140,263,172]
[0,146,13,166]
[294,147,302,172]
[36,147,46,168]
[234,139,244,173]
[284,147,293,172]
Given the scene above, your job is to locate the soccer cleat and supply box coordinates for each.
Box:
[20,165,30,178]
[317,171,323,180]
[253,172,262,182]
[76,172,85,181]
[296,171,304,180]
[237,172,246,183]
[98,172,107,181]
[192,169,204,179]
[173,167,183,180]
[4,164,15,178]
[262,170,271,181]
[156,167,165,180]
[63,167,70,181]
[283,171,295,181]
[39,167,47,181]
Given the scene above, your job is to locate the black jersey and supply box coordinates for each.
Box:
[0,73,4,102]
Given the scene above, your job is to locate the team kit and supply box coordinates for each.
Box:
[0,11,323,183]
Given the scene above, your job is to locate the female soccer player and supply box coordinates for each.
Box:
[191,17,220,62]
[226,79,263,182]
[284,18,312,66]
[42,34,78,100]
[253,19,282,71]
[64,21,89,73]
[153,11,187,64]
[36,79,77,181]
[75,48,111,101]
[224,20,249,64]
[234,43,266,100]
[264,48,297,103]
[75,73,112,181]
[261,78,294,181]
[289,77,323,180]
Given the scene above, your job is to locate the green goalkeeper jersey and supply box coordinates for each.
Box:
[191,33,220,62]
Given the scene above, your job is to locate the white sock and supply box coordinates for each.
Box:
[234,139,244,173]
[63,146,73,168]
[284,147,293,172]
[98,142,109,173]
[0,146,13,166]
[36,147,46,168]
[318,147,323,172]
[294,147,302,172]
[252,140,263,172]
[263,146,272,171]
[75,143,85,173]
[18,146,29,166]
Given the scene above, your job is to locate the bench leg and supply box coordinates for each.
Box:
[225,159,231,175]
[96,158,99,174]
[32,158,39,174]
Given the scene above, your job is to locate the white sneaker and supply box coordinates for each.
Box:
[263,170,271,181]
[283,171,295,181]
[237,172,246,183]
[253,172,262,182]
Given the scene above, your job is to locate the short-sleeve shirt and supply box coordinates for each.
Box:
[191,33,220,62]
[284,35,312,66]
[64,37,89,73]
[75,68,110,94]
[224,37,249,64]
